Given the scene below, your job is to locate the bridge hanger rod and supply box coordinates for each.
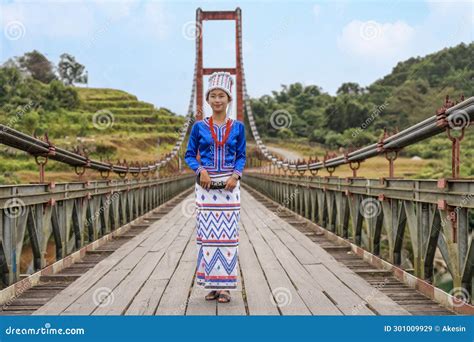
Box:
[233,6,473,174]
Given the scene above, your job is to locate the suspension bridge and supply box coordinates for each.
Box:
[0,8,472,316]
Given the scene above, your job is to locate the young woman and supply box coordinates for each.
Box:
[184,71,246,303]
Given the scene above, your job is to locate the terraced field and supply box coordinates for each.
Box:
[0,88,186,184]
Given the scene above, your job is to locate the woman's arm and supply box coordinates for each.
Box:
[184,123,204,175]
[232,122,246,179]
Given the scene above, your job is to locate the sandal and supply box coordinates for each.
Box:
[205,290,219,300]
[218,290,231,303]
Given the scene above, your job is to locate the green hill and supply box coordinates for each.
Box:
[0,69,186,184]
[249,42,472,142]
[76,88,184,133]
[247,42,473,178]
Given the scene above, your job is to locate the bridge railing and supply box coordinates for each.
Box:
[244,172,473,304]
[244,87,473,179]
[0,174,194,287]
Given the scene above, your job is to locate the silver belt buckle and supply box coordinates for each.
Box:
[210,180,226,189]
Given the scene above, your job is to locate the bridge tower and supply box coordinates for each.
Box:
[195,7,244,122]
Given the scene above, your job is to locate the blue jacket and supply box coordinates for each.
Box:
[184,117,246,178]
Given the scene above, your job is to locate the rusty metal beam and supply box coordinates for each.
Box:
[195,7,244,122]
[203,68,236,75]
[201,11,236,20]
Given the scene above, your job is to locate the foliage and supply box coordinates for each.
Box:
[249,42,473,164]
[14,50,57,83]
[58,53,87,86]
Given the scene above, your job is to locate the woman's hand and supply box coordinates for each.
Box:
[225,175,238,192]
[199,169,211,190]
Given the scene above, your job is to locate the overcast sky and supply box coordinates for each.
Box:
[1,0,472,118]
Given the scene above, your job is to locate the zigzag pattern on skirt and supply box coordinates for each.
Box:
[194,173,241,290]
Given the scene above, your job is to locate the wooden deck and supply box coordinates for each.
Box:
[32,188,416,316]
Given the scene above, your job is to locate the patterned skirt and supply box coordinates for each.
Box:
[195,171,241,290]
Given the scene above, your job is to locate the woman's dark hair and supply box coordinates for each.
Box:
[206,89,231,101]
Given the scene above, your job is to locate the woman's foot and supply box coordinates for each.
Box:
[217,290,231,303]
[205,290,219,300]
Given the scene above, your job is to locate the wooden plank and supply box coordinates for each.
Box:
[155,258,196,315]
[33,187,413,317]
[240,203,311,315]
[242,193,342,315]
[270,228,320,265]
[237,227,279,315]
[93,216,195,315]
[125,224,197,315]
[246,190,411,316]
[284,225,410,314]
[217,266,246,315]
[270,229,374,315]
[124,279,168,315]
[155,224,198,315]
[305,264,375,315]
[186,283,217,316]
[182,228,218,316]
[33,194,193,315]
[249,200,374,315]
[154,261,195,315]
[62,213,192,315]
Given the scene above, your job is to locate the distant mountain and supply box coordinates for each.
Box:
[248,42,473,147]
[367,42,473,126]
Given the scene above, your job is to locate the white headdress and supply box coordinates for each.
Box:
[205,71,234,118]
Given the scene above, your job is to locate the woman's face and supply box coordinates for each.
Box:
[207,89,230,113]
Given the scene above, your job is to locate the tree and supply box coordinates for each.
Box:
[47,80,79,110]
[57,53,87,86]
[16,50,57,83]
[325,96,369,132]
[22,110,40,135]
[0,67,21,101]
[336,82,363,95]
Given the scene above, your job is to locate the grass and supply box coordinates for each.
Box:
[0,87,187,185]
[76,87,138,101]
[2,85,468,184]
[254,132,472,179]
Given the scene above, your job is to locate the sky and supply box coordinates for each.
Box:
[0,0,473,118]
